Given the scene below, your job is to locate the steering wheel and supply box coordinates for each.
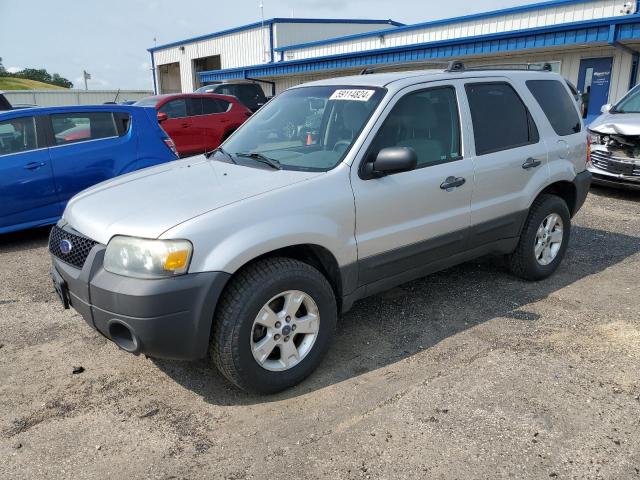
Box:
[333,140,351,154]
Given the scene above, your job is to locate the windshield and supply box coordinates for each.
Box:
[219,85,386,171]
[613,85,640,113]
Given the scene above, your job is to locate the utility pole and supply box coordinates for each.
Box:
[83,70,91,91]
[260,1,266,63]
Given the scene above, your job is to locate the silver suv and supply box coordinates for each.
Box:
[50,64,591,393]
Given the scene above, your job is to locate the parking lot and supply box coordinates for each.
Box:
[0,186,638,479]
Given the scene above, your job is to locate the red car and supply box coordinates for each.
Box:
[135,93,251,157]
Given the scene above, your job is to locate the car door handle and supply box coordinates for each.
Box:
[181,123,190,128]
[24,161,46,170]
[440,176,466,190]
[522,157,542,169]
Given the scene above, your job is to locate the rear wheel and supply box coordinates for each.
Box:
[508,194,571,280]
[211,257,337,394]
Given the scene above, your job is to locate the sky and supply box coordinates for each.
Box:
[0,0,538,91]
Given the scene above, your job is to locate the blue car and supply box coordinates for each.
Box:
[0,105,178,234]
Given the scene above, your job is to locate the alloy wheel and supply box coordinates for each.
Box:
[534,213,564,266]
[250,290,320,372]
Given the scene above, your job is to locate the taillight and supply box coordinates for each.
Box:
[163,137,178,157]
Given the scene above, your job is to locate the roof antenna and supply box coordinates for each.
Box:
[259,1,267,63]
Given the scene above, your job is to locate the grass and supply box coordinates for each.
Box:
[0,77,68,90]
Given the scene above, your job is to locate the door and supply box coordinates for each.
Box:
[196,97,228,151]
[158,98,198,155]
[47,111,131,205]
[351,83,473,287]
[462,80,549,246]
[0,115,59,231]
[577,57,613,124]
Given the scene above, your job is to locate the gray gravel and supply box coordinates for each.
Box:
[1,186,639,479]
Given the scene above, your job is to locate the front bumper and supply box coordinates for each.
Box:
[587,165,640,190]
[50,232,230,360]
[588,147,640,190]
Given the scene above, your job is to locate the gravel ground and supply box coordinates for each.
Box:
[0,186,639,480]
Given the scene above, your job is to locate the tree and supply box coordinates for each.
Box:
[0,65,73,88]
[51,73,73,89]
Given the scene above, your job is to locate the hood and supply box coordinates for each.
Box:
[64,155,321,244]
[589,112,640,136]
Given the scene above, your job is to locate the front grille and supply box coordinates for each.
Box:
[49,226,98,269]
[591,150,640,177]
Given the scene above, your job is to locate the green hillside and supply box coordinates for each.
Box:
[0,77,68,90]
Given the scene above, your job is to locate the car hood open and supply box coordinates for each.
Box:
[589,112,640,135]
[63,155,321,244]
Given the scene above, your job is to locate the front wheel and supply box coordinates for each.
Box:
[508,194,571,281]
[211,257,337,394]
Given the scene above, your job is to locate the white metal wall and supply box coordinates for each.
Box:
[273,22,397,50]
[282,0,636,60]
[152,21,398,93]
[271,46,635,103]
[153,25,270,93]
[4,90,153,107]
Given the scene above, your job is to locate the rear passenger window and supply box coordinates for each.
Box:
[217,99,231,113]
[0,117,37,156]
[526,80,581,136]
[202,98,222,114]
[368,86,461,167]
[465,83,539,155]
[50,112,118,146]
[159,99,187,119]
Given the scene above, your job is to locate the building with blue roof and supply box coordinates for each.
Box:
[149,1,640,120]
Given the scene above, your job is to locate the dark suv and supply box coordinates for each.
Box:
[196,82,268,112]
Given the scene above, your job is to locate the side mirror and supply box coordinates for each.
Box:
[601,104,613,113]
[363,147,418,178]
[157,111,168,123]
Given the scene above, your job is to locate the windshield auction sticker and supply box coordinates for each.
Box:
[329,89,376,101]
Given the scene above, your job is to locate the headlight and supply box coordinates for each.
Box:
[104,236,193,279]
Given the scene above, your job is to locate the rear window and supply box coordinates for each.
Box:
[135,96,162,107]
[526,80,581,136]
[465,82,539,156]
[50,112,118,145]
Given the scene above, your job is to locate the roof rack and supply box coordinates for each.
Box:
[359,60,464,75]
[359,60,555,75]
[463,62,554,72]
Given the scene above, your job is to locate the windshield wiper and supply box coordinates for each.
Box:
[236,152,282,170]
[206,146,236,164]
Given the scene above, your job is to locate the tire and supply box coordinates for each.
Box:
[211,257,337,394]
[508,194,571,281]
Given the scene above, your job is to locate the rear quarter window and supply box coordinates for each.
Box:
[526,79,581,136]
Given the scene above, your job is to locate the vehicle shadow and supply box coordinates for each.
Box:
[589,184,640,202]
[0,226,51,252]
[153,224,640,405]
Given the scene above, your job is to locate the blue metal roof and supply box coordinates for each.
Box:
[273,0,628,53]
[198,15,640,83]
[148,18,404,53]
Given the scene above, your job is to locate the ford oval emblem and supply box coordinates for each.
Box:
[60,239,73,255]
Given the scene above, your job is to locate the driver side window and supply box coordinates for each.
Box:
[368,86,461,167]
